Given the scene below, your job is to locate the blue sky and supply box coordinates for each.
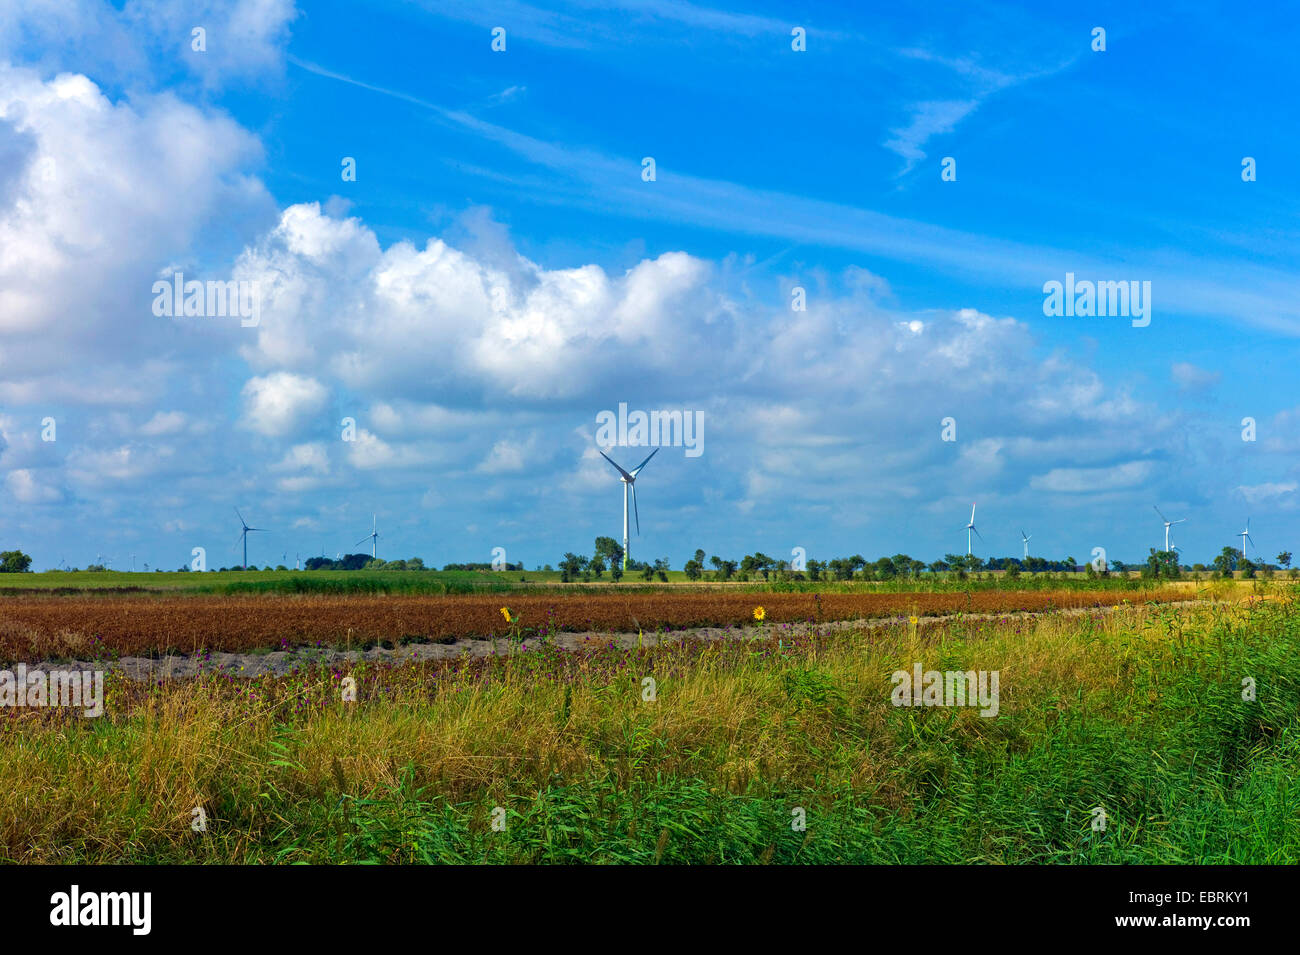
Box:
[1,0,1297,571]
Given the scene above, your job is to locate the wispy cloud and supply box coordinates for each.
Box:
[884,46,1079,175]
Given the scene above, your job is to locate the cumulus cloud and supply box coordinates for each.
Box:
[236,203,729,402]
[240,372,328,437]
[0,0,299,89]
[0,65,274,405]
[5,468,61,503]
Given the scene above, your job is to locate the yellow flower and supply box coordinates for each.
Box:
[500,607,512,623]
[753,606,766,621]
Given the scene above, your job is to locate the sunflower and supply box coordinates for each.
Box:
[500,607,512,623]
[753,606,766,621]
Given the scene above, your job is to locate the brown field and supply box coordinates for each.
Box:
[0,588,1188,661]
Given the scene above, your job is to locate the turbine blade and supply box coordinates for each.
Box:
[973,525,984,542]
[632,482,640,535]
[598,450,634,482]
[235,507,247,528]
[355,536,370,547]
[1172,519,1186,525]
[1153,505,1167,522]
[970,503,976,524]
[630,447,659,476]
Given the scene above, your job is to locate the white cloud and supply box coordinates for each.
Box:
[883,99,978,170]
[240,372,328,437]
[140,411,188,436]
[1171,362,1221,394]
[0,65,273,405]
[272,442,330,474]
[5,468,60,503]
[1030,461,1154,494]
[0,0,299,88]
[1236,482,1298,506]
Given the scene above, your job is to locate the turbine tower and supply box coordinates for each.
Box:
[235,508,266,570]
[1153,505,1185,552]
[964,503,984,556]
[599,448,659,570]
[1239,518,1253,558]
[1021,529,1032,560]
[356,515,379,559]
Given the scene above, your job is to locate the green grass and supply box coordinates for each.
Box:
[0,567,1214,597]
[2,593,1297,863]
[0,569,515,595]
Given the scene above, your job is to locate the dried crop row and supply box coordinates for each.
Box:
[0,589,1179,661]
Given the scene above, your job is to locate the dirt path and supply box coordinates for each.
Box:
[37,598,1211,682]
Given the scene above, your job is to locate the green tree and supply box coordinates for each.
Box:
[1277,551,1292,569]
[1213,546,1240,576]
[593,536,624,570]
[0,550,33,573]
[559,552,586,582]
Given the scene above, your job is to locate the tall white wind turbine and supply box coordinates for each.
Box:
[1021,530,1032,560]
[1239,518,1253,557]
[356,515,380,559]
[965,503,984,556]
[1153,505,1185,552]
[599,448,659,570]
[235,508,266,570]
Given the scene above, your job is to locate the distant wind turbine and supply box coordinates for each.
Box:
[1153,505,1186,552]
[964,503,984,556]
[235,508,266,569]
[599,448,659,570]
[1239,518,1254,557]
[1021,530,1032,560]
[356,515,379,559]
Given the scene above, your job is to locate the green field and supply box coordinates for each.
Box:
[0,567,1243,597]
[2,588,1295,863]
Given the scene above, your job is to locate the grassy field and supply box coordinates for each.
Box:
[1,586,1295,863]
[1,567,1273,596]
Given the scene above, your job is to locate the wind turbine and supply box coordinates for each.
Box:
[599,448,659,570]
[356,515,379,559]
[1239,518,1254,558]
[235,508,266,570]
[1153,505,1185,552]
[1021,529,1032,560]
[964,503,984,555]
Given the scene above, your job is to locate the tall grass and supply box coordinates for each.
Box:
[1,595,1296,863]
